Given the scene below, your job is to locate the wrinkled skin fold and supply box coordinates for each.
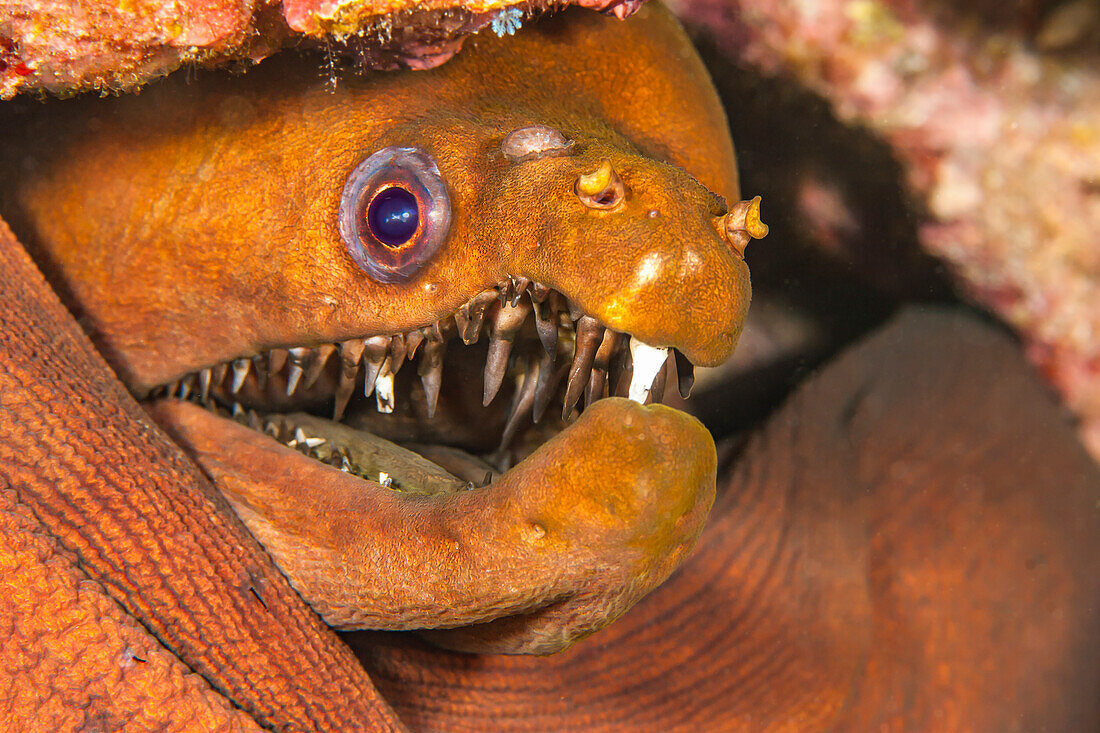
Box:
[0,5,751,653]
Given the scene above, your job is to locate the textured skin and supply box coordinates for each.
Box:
[0,220,406,730]
[352,309,1100,731]
[1,5,749,653]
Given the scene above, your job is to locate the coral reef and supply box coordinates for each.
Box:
[672,0,1100,460]
[0,0,640,97]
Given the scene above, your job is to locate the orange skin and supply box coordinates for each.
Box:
[0,5,754,653]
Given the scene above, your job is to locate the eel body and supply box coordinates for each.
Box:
[0,4,763,654]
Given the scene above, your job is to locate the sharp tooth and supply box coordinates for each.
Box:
[198,368,213,402]
[673,349,695,399]
[562,316,604,419]
[333,364,357,422]
[267,348,288,376]
[531,296,560,358]
[178,374,195,401]
[212,362,229,390]
[532,349,565,423]
[529,282,551,304]
[388,333,408,375]
[231,402,246,423]
[483,298,531,406]
[304,344,336,389]
[405,330,426,359]
[339,338,366,367]
[510,277,530,306]
[460,291,497,345]
[375,369,395,413]
[649,355,670,405]
[586,330,624,407]
[230,358,251,394]
[628,338,668,404]
[498,355,539,451]
[378,472,393,488]
[285,347,310,397]
[247,409,262,430]
[362,336,390,397]
[418,339,446,419]
[566,300,585,321]
[251,355,268,390]
[496,278,514,306]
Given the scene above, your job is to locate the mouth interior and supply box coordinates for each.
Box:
[151,278,695,494]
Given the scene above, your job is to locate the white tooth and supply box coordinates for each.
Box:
[375,370,395,414]
[628,338,668,404]
[303,436,325,448]
[285,347,309,396]
[378,471,393,488]
[230,358,251,394]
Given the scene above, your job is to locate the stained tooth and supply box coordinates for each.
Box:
[304,344,336,389]
[375,369,395,414]
[498,355,539,450]
[532,349,565,423]
[388,333,408,375]
[212,362,229,390]
[333,361,359,423]
[532,296,560,358]
[405,330,426,360]
[461,291,497,345]
[648,355,670,405]
[418,339,446,419]
[673,349,695,399]
[264,420,281,439]
[529,282,551,304]
[198,368,213,402]
[510,277,530,306]
[586,330,624,407]
[178,374,195,401]
[361,336,390,397]
[562,316,604,419]
[285,347,310,397]
[497,278,514,306]
[628,338,669,404]
[339,338,366,367]
[267,348,288,376]
[566,300,585,321]
[230,358,251,394]
[251,355,268,390]
[231,403,246,423]
[483,298,532,406]
[247,409,262,430]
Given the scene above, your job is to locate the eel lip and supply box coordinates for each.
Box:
[150,396,717,655]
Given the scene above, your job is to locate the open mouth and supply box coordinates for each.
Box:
[151,277,694,497]
[146,276,717,655]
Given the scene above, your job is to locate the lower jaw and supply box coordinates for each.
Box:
[149,393,717,655]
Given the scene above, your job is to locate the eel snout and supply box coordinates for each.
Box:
[493,152,760,367]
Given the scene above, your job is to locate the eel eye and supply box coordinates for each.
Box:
[339,147,451,283]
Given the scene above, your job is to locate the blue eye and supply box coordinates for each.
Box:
[367,187,419,247]
[339,147,451,283]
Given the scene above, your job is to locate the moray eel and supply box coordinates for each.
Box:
[0,4,765,654]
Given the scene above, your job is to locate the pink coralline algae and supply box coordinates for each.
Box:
[673,0,1100,461]
[0,0,641,97]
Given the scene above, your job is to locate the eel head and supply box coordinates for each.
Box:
[2,6,764,654]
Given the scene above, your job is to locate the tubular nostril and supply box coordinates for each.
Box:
[576,159,625,210]
[718,195,769,257]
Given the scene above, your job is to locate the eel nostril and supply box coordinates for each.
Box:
[719,195,769,257]
[576,158,625,210]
